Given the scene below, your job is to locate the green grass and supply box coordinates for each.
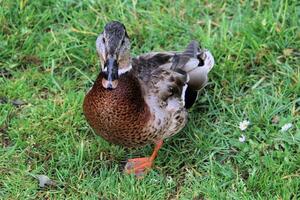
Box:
[0,0,299,199]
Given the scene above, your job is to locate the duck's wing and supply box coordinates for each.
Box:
[132,41,214,109]
[132,52,173,83]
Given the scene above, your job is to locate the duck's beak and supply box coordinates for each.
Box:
[102,57,119,90]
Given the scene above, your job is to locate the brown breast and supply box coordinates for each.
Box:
[83,72,152,147]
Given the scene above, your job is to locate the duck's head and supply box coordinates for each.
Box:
[96,21,131,90]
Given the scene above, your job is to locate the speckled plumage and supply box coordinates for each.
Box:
[83,23,214,148]
[83,72,152,147]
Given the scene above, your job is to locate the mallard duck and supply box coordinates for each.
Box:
[83,21,214,176]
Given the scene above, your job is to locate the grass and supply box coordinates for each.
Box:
[0,0,299,199]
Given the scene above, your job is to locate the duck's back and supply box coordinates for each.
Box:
[132,41,214,109]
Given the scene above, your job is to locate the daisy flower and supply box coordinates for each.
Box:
[281,123,293,132]
[239,120,250,131]
[239,134,246,143]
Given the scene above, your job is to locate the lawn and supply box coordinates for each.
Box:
[0,0,299,199]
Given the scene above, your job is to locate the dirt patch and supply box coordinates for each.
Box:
[0,125,10,147]
[0,68,12,79]
[21,55,42,66]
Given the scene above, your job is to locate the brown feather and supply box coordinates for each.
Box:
[83,72,152,147]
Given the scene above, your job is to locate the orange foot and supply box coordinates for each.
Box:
[124,157,153,178]
[124,140,163,178]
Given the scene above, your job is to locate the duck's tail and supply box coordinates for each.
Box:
[171,40,214,90]
[170,41,214,108]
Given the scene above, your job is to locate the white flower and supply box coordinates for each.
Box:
[281,123,293,132]
[239,120,250,131]
[150,178,159,183]
[239,134,246,143]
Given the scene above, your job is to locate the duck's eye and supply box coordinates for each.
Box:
[168,86,175,96]
[102,37,105,43]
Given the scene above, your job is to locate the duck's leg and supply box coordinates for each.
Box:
[124,140,163,177]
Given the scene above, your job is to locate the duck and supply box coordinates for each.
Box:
[83,21,214,177]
